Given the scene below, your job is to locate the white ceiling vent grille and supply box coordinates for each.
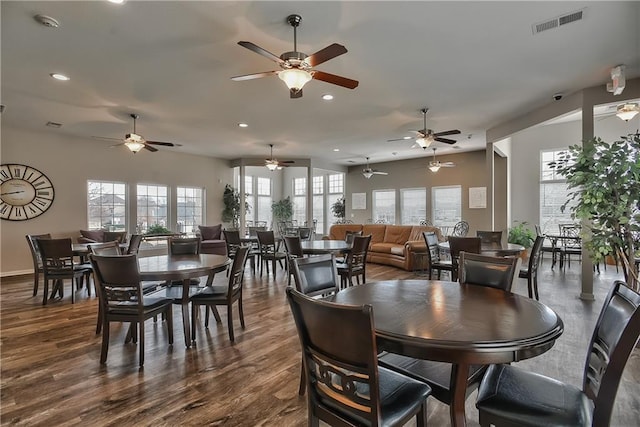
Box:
[532,8,585,35]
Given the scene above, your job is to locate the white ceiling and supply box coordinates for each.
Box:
[2,1,639,166]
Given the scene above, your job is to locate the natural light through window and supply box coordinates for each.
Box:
[87,181,126,231]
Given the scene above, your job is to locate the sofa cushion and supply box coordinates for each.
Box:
[80,229,105,242]
[384,225,412,245]
[327,224,363,240]
[370,242,405,255]
[409,225,444,242]
[362,224,387,244]
[198,224,222,240]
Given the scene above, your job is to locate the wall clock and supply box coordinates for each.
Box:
[0,164,55,221]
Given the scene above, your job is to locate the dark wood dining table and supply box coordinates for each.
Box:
[138,254,230,348]
[300,239,351,254]
[327,279,564,427]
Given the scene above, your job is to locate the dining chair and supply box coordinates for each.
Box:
[126,234,143,255]
[103,231,128,244]
[476,230,503,252]
[519,235,545,300]
[25,233,51,296]
[337,234,371,289]
[451,221,469,237]
[476,280,640,427]
[256,230,287,278]
[223,229,257,275]
[297,226,313,241]
[190,246,250,342]
[168,236,202,286]
[447,236,481,281]
[282,235,305,286]
[559,223,582,269]
[89,254,174,367]
[286,287,432,426]
[422,231,453,280]
[458,252,520,291]
[290,253,340,395]
[37,238,93,305]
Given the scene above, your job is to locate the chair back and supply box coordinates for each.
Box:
[285,287,383,424]
[451,221,469,237]
[527,235,545,275]
[89,241,122,256]
[534,224,543,236]
[584,281,640,426]
[90,254,144,310]
[37,238,76,273]
[223,229,242,257]
[347,235,371,269]
[126,234,143,255]
[26,233,51,270]
[458,252,519,291]
[256,230,277,251]
[226,246,250,297]
[476,231,502,247]
[448,236,481,259]
[103,231,127,243]
[422,231,440,260]
[283,235,304,258]
[248,226,267,237]
[291,254,339,297]
[168,236,201,255]
[298,227,313,241]
[344,230,363,245]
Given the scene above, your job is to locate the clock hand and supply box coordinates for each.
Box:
[1,190,26,195]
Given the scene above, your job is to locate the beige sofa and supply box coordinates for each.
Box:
[325,224,444,271]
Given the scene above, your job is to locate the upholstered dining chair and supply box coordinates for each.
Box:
[422,231,453,280]
[337,234,371,289]
[256,230,287,278]
[190,246,250,342]
[286,287,432,426]
[476,230,503,249]
[168,236,202,286]
[458,252,520,292]
[519,235,545,300]
[476,280,640,427]
[90,254,174,367]
[282,235,305,286]
[25,233,51,297]
[447,236,481,281]
[37,238,93,305]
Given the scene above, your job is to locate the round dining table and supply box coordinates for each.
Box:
[327,279,564,427]
[300,239,351,254]
[138,254,230,348]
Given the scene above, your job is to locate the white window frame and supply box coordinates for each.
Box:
[136,184,169,233]
[87,180,127,231]
[293,177,306,225]
[400,187,427,225]
[431,185,461,227]
[372,189,396,224]
[539,149,575,234]
[176,186,204,233]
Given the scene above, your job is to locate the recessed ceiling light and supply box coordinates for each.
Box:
[322,94,334,101]
[403,136,412,140]
[50,73,70,81]
[108,0,125,4]
[238,123,248,128]
[333,148,340,152]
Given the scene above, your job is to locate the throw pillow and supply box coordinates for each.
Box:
[198,224,222,240]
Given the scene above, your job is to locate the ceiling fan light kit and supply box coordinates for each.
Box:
[388,108,461,148]
[278,68,312,92]
[616,102,639,121]
[93,113,180,154]
[265,144,293,170]
[362,157,388,178]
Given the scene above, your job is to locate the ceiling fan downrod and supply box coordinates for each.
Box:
[287,14,302,53]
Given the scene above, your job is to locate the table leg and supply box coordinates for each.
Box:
[182,278,192,348]
[449,363,469,427]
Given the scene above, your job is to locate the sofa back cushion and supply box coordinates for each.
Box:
[383,225,412,245]
[80,229,105,242]
[198,224,222,240]
[362,224,387,245]
[409,225,444,242]
[327,224,363,240]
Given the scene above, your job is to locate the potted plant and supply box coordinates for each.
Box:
[145,224,171,235]
[221,184,250,229]
[272,196,294,225]
[331,197,346,223]
[550,133,639,290]
[508,221,536,258]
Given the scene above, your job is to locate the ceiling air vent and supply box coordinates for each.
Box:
[532,8,585,35]
[46,121,62,128]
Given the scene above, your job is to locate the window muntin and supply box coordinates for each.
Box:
[432,185,461,227]
[400,188,427,225]
[328,174,344,194]
[372,189,396,224]
[87,181,127,231]
[137,184,168,233]
[176,186,203,233]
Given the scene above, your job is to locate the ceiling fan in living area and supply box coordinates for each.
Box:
[388,108,461,149]
[231,14,359,99]
[362,157,388,179]
[92,114,182,153]
[428,148,456,173]
[265,144,295,170]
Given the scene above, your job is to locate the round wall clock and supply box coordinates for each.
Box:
[0,164,55,221]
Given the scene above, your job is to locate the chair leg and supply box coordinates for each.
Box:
[191,303,197,341]
[33,272,39,296]
[96,304,103,334]
[272,259,277,278]
[211,306,222,323]
[42,277,49,305]
[238,298,245,329]
[298,358,306,395]
[416,402,428,427]
[138,321,145,367]
[533,275,540,301]
[166,306,174,345]
[100,321,110,364]
[227,305,235,342]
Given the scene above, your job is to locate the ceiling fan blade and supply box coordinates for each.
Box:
[146,140,181,147]
[92,136,123,142]
[306,43,348,67]
[280,160,295,164]
[434,137,457,144]
[442,163,456,167]
[434,129,461,137]
[312,71,359,89]
[373,171,388,175]
[387,137,413,142]
[143,144,159,152]
[231,70,278,81]
[237,41,285,64]
[290,88,303,99]
[109,142,125,148]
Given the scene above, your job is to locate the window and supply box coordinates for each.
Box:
[137,184,168,233]
[244,176,255,226]
[256,177,272,226]
[313,176,325,235]
[400,188,427,225]
[176,187,203,233]
[292,177,306,225]
[327,173,345,227]
[539,149,575,233]
[372,190,396,224]
[87,181,127,231]
[432,185,461,227]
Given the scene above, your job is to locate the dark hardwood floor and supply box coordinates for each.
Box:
[1,258,639,426]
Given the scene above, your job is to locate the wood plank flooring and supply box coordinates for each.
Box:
[1,259,639,426]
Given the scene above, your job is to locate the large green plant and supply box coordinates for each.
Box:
[551,133,639,290]
[272,196,294,223]
[221,184,249,229]
[331,197,346,220]
[508,221,535,249]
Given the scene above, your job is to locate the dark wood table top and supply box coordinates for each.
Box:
[301,240,351,254]
[438,241,525,255]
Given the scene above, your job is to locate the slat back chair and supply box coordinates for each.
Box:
[89,241,123,334]
[168,236,201,255]
[283,235,305,286]
[286,287,431,426]
[519,235,545,300]
[476,281,640,427]
[458,252,520,291]
[126,234,143,255]
[256,230,287,278]
[25,233,51,296]
[421,231,453,280]
[90,254,174,367]
[337,234,371,289]
[37,237,92,305]
[103,231,127,243]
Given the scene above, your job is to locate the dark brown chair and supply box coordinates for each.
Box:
[25,233,51,296]
[476,281,640,427]
[256,230,287,278]
[90,254,174,367]
[458,252,519,291]
[37,238,92,305]
[476,230,502,245]
[126,234,143,255]
[223,229,257,274]
[286,287,431,426]
[519,235,545,300]
[422,231,453,280]
[89,241,123,334]
[168,236,202,286]
[337,234,371,289]
[103,231,127,244]
[283,235,305,286]
[190,246,250,342]
[447,236,481,281]
[290,254,340,395]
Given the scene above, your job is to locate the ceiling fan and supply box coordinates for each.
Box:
[428,148,456,172]
[93,114,181,153]
[265,144,295,170]
[231,14,359,99]
[388,108,461,149]
[362,157,388,179]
